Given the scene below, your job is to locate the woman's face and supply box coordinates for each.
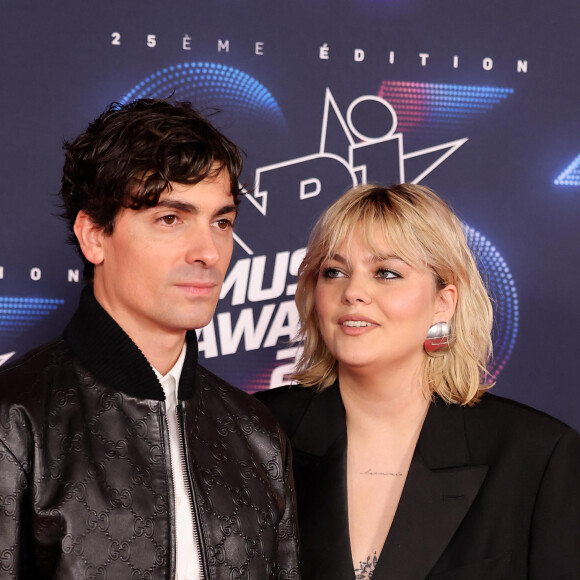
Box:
[314,227,456,376]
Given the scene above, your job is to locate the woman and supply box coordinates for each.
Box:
[256,183,580,579]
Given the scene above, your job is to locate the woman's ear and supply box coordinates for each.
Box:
[73,211,105,266]
[435,284,458,322]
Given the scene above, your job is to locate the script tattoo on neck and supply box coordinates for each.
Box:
[354,551,378,579]
[360,468,403,476]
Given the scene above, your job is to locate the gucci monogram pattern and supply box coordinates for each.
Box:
[184,368,299,579]
[0,340,299,579]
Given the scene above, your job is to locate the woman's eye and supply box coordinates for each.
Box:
[321,267,345,279]
[376,268,399,280]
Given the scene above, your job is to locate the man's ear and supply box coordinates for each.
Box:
[73,211,105,265]
[435,284,457,321]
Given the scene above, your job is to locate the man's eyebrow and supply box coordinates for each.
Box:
[216,204,238,217]
[155,200,238,217]
[156,199,196,213]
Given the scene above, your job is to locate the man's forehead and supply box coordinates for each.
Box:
[156,177,236,211]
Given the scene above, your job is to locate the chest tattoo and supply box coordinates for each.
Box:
[354,551,378,579]
[360,468,403,476]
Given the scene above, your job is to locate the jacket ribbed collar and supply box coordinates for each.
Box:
[63,285,199,401]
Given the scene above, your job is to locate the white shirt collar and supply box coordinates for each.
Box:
[153,342,187,403]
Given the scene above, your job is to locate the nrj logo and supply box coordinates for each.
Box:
[197,88,467,389]
[249,88,467,214]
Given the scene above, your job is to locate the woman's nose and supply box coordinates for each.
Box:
[341,275,372,305]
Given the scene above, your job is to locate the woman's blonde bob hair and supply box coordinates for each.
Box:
[291,183,494,405]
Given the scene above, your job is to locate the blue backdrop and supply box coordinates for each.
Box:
[1,0,579,430]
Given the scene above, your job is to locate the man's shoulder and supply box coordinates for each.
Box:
[0,337,71,446]
[195,365,287,432]
[195,364,245,398]
[0,336,69,392]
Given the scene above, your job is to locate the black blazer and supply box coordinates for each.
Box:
[256,383,580,579]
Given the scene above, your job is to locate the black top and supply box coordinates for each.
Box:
[256,382,580,579]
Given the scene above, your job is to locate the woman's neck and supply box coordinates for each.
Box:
[342,361,430,571]
[339,362,429,433]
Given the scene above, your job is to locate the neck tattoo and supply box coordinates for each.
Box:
[360,468,403,477]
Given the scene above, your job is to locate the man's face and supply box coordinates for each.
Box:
[81,171,236,343]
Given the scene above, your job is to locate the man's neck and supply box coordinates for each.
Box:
[141,334,187,376]
[91,287,187,375]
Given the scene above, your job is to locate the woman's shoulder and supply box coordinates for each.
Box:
[254,384,318,403]
[254,384,321,438]
[470,392,574,432]
[463,392,579,455]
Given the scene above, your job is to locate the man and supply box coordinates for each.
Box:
[0,99,299,579]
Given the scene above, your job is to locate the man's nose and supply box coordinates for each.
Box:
[185,226,220,267]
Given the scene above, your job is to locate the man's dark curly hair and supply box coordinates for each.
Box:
[60,98,244,281]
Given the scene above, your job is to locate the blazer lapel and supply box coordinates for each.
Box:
[288,387,488,580]
[291,384,355,580]
[374,399,488,579]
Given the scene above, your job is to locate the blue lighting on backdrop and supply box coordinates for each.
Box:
[120,62,285,127]
[554,154,580,186]
[0,297,65,335]
[463,225,518,380]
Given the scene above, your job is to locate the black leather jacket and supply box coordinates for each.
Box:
[0,288,299,579]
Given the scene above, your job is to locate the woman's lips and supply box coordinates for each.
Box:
[337,314,378,326]
[337,314,378,334]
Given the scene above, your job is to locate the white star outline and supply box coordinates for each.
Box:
[234,87,467,257]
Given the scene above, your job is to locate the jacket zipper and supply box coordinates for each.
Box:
[162,408,180,580]
[176,403,209,579]
[161,407,179,579]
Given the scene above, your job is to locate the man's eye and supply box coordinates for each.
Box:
[321,267,345,279]
[160,215,178,225]
[215,218,234,231]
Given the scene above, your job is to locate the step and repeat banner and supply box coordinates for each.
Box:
[1,0,579,429]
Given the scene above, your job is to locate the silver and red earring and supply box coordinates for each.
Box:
[424,322,451,352]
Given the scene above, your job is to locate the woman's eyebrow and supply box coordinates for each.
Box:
[325,252,407,265]
[367,253,405,264]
